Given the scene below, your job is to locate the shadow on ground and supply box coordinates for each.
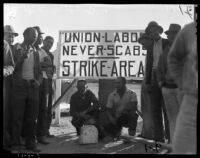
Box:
[36,132,167,154]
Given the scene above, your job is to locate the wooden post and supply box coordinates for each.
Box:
[53,79,61,125]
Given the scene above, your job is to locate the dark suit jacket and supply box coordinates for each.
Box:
[145,38,169,84]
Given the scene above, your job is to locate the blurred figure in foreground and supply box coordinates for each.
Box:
[168,22,197,154]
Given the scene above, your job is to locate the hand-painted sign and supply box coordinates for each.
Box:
[57,30,146,79]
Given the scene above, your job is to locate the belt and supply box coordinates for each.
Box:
[163,82,178,89]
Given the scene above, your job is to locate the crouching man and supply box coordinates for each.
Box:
[99,77,138,141]
[70,79,101,136]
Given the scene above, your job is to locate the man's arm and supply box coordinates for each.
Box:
[4,41,14,76]
[105,93,117,124]
[123,91,138,113]
[69,95,79,117]
[167,28,187,89]
[157,48,168,87]
[13,44,29,70]
[81,90,100,115]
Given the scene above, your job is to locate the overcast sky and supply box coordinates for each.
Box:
[4,4,195,51]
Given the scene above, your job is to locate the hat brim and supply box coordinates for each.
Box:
[5,32,19,37]
[145,25,163,34]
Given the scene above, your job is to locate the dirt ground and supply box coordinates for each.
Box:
[9,116,168,154]
[6,83,169,154]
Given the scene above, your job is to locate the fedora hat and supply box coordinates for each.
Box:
[4,25,18,36]
[138,33,152,44]
[145,21,163,34]
[33,26,44,34]
[165,24,181,35]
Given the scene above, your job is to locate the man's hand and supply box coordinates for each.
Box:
[4,66,14,77]
[158,81,163,88]
[79,110,87,116]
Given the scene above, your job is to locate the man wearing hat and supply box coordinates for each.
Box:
[138,33,155,140]
[157,24,181,145]
[3,25,18,149]
[144,21,169,143]
[11,27,42,152]
[33,26,51,145]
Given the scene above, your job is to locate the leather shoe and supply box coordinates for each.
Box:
[37,136,50,145]
[128,129,136,136]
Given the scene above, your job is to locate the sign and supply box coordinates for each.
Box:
[57,30,146,79]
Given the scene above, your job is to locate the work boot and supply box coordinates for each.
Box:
[11,145,22,154]
[128,129,136,136]
[76,127,81,136]
[37,136,50,145]
[46,132,55,138]
[26,144,41,152]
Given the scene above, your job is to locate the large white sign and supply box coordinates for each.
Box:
[57,30,146,79]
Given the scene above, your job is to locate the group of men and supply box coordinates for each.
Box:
[3,25,56,153]
[69,21,197,154]
[3,20,197,154]
[138,21,197,154]
[69,77,139,142]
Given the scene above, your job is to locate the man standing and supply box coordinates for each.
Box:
[70,79,100,136]
[168,22,197,154]
[33,26,51,145]
[11,27,41,152]
[41,36,56,137]
[3,25,18,149]
[99,77,138,141]
[144,21,170,142]
[157,24,181,144]
[138,33,154,139]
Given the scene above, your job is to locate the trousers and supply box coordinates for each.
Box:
[172,94,197,154]
[3,76,13,148]
[37,78,49,137]
[162,87,182,143]
[11,81,39,146]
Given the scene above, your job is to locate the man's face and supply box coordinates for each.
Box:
[27,29,38,45]
[148,26,160,40]
[77,81,87,94]
[114,78,124,90]
[167,32,177,43]
[4,33,15,45]
[141,38,153,49]
[36,34,43,45]
[43,38,54,51]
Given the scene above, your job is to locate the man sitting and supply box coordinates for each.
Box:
[70,79,101,136]
[99,77,138,141]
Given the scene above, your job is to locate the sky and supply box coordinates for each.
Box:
[4,4,195,51]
